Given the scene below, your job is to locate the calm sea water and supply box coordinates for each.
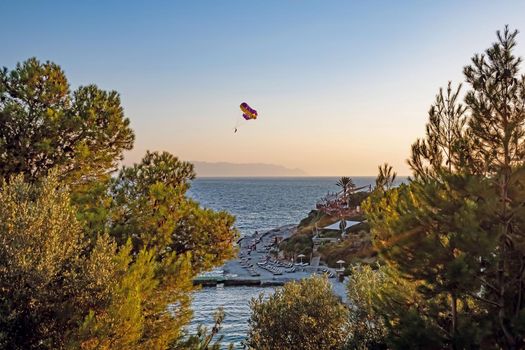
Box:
[186,177,380,348]
[188,177,380,237]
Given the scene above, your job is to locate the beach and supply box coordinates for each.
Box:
[195,225,348,302]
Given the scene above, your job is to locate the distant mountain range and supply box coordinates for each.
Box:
[191,161,307,177]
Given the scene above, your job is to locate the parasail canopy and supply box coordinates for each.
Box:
[240,102,258,120]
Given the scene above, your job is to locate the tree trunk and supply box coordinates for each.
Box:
[498,170,516,349]
[451,293,458,350]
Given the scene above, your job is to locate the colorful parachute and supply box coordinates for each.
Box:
[240,102,258,120]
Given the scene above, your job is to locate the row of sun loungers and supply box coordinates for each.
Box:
[240,258,260,276]
[319,267,336,278]
[257,257,302,275]
[257,261,283,275]
[238,230,326,277]
[268,258,294,268]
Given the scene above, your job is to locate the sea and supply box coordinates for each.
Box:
[186,176,382,348]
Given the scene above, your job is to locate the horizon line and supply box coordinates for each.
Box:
[193,175,411,178]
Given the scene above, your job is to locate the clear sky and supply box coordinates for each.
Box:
[2,1,525,175]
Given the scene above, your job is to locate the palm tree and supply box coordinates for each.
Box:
[336,177,355,196]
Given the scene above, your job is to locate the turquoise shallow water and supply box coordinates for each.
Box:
[187,176,398,348]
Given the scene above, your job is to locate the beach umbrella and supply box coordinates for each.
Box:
[297,254,306,264]
[336,259,345,269]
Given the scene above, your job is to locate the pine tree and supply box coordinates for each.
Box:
[0,58,134,184]
[362,27,525,348]
[0,59,239,349]
[109,151,238,273]
[462,26,525,348]
[408,81,468,177]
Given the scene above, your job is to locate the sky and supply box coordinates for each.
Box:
[2,1,525,176]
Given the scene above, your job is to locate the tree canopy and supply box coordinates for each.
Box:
[0,58,134,183]
[246,276,349,350]
[361,26,525,349]
[0,58,238,350]
[0,174,118,349]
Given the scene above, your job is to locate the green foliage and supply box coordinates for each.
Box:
[346,263,487,350]
[346,191,370,208]
[0,58,134,183]
[0,174,118,350]
[109,150,195,251]
[461,26,525,348]
[73,244,157,349]
[345,264,390,350]
[345,263,491,350]
[74,151,238,349]
[246,275,349,350]
[0,173,199,350]
[0,58,238,350]
[464,27,525,174]
[70,177,113,242]
[74,245,195,350]
[362,26,525,348]
[408,82,468,177]
[279,234,313,258]
[374,164,396,190]
[317,230,374,268]
[364,131,497,348]
[297,209,328,233]
[109,150,238,272]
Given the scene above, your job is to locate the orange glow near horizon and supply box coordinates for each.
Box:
[4,2,524,176]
